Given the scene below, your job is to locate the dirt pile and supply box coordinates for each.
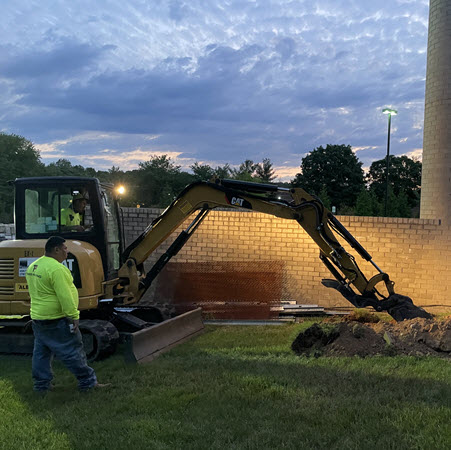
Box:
[291,316,451,358]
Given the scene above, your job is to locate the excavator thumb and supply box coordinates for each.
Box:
[383,294,433,321]
[121,308,204,363]
[322,279,432,322]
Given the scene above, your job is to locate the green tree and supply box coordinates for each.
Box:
[45,159,103,181]
[384,189,410,218]
[255,158,276,183]
[84,167,98,178]
[366,155,421,209]
[214,164,233,179]
[237,159,257,175]
[318,185,331,209]
[0,133,45,221]
[120,169,141,207]
[136,155,194,207]
[385,187,399,217]
[106,166,125,183]
[45,159,87,176]
[395,190,411,218]
[355,189,380,216]
[99,166,128,199]
[191,163,215,181]
[231,159,257,181]
[292,144,364,209]
[172,170,196,195]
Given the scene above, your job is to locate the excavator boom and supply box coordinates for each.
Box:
[117,178,430,322]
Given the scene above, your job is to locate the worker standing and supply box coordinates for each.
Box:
[26,236,106,392]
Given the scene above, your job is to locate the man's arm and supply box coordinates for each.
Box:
[51,267,80,320]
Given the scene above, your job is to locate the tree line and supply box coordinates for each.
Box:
[0,133,421,222]
[293,144,421,218]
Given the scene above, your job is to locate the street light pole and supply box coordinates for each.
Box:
[382,108,397,216]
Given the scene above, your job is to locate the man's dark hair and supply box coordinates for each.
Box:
[45,236,66,254]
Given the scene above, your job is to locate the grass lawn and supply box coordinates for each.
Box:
[1,320,451,450]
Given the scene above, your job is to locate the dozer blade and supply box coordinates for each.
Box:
[322,279,432,321]
[121,307,204,363]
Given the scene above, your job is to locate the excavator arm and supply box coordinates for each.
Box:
[117,178,430,321]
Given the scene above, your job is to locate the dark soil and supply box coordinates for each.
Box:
[292,316,451,358]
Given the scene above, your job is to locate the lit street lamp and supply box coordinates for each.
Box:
[382,108,397,216]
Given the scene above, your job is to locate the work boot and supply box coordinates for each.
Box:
[33,383,55,395]
[34,389,50,397]
[93,383,112,389]
[79,383,112,393]
[79,382,111,392]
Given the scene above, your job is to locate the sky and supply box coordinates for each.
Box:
[0,0,430,181]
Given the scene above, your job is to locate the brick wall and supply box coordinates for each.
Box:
[2,209,450,315]
[0,224,15,241]
[121,208,451,315]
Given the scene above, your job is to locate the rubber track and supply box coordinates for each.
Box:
[79,319,120,361]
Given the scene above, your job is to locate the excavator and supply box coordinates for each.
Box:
[0,176,430,362]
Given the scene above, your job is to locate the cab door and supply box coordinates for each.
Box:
[100,187,122,279]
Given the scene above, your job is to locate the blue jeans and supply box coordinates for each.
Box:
[32,318,97,391]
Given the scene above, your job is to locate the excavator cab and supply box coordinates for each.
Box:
[13,177,123,281]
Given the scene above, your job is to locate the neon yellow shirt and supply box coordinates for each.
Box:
[60,207,82,226]
[26,256,80,320]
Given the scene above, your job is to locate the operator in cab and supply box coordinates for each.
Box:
[60,193,89,232]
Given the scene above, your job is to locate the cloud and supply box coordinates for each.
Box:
[272,165,300,182]
[70,149,185,171]
[353,146,379,153]
[1,40,115,79]
[402,148,423,161]
[0,0,430,174]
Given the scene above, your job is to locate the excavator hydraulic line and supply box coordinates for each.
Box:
[138,207,210,293]
[218,178,285,193]
[327,213,372,262]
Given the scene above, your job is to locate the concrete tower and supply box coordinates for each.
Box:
[420,0,451,222]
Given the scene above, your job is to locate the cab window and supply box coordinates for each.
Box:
[24,186,94,235]
[101,188,121,270]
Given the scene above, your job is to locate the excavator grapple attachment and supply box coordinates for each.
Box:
[384,294,433,321]
[322,279,432,321]
[121,307,204,363]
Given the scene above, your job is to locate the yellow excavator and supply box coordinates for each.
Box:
[0,176,430,362]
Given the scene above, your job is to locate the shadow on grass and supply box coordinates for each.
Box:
[1,348,451,449]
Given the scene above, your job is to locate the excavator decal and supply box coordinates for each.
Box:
[18,254,81,288]
[225,194,252,209]
[64,253,81,288]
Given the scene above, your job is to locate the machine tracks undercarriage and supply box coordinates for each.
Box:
[0,306,204,363]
